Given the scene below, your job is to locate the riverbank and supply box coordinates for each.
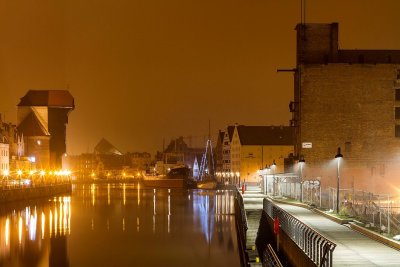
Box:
[0,183,72,203]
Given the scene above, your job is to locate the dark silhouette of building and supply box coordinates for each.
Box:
[17,90,74,169]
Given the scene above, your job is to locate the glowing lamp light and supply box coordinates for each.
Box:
[3,169,9,176]
[17,170,23,176]
[40,170,45,176]
[36,140,41,145]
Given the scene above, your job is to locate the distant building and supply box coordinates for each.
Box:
[0,114,28,173]
[17,90,74,169]
[160,136,203,173]
[221,126,235,175]
[214,130,225,174]
[65,138,152,179]
[0,140,9,175]
[216,125,294,184]
[292,23,400,194]
[128,152,151,172]
[94,138,123,155]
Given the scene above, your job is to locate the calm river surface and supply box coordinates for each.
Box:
[0,183,240,267]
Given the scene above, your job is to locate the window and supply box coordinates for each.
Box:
[397,69,400,80]
[380,164,385,176]
[396,89,400,101]
[396,107,400,119]
[395,125,400,137]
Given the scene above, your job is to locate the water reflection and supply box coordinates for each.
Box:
[0,196,71,266]
[0,184,240,267]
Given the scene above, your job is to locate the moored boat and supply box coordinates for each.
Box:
[196,179,217,189]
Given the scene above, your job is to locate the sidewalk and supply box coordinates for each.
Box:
[241,185,267,267]
[242,185,400,266]
[275,202,400,266]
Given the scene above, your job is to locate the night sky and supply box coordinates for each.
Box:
[0,0,399,154]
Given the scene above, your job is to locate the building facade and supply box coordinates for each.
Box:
[17,90,74,169]
[221,126,235,176]
[293,23,400,194]
[218,125,294,184]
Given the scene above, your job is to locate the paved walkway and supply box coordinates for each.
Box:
[242,185,267,267]
[275,203,400,266]
[242,185,400,266]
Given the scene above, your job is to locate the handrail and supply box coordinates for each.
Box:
[234,188,249,267]
[263,244,283,267]
[263,198,336,267]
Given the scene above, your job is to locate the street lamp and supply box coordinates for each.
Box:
[335,147,343,213]
[299,156,305,202]
[272,160,277,196]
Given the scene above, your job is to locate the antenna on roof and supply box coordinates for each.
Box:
[300,0,306,25]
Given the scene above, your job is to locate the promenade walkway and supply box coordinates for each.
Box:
[242,184,400,266]
[275,202,400,266]
[242,185,267,267]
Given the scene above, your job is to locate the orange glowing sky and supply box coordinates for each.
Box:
[0,0,399,154]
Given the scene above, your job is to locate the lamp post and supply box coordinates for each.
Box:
[272,160,276,196]
[299,156,305,202]
[335,147,343,213]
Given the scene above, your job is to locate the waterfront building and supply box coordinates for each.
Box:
[221,126,235,178]
[216,125,293,184]
[157,136,203,175]
[214,130,225,175]
[230,125,293,184]
[0,139,9,175]
[292,23,400,194]
[17,90,74,169]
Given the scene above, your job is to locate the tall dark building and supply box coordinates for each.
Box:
[17,90,74,169]
[292,23,400,194]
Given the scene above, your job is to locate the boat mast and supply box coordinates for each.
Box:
[199,120,215,180]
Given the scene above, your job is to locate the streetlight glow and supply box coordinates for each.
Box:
[299,156,305,202]
[335,147,343,213]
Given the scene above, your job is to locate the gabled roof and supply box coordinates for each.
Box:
[218,130,225,142]
[227,126,235,142]
[17,112,50,136]
[94,138,123,155]
[18,90,75,108]
[236,126,293,146]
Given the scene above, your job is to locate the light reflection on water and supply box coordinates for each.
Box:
[0,183,240,267]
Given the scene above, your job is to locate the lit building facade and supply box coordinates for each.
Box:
[218,125,293,184]
[17,90,74,169]
[292,23,400,194]
[0,142,9,175]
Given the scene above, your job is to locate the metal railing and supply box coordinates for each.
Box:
[263,198,336,267]
[263,244,283,267]
[234,188,249,267]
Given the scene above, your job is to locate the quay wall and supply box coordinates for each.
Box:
[256,211,316,267]
[0,183,72,203]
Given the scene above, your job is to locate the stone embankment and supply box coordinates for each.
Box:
[0,183,72,203]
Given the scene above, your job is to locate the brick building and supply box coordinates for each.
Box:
[292,23,400,194]
[17,90,74,169]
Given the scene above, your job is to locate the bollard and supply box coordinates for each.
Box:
[242,183,245,194]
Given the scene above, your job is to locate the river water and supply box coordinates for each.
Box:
[0,183,240,267]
